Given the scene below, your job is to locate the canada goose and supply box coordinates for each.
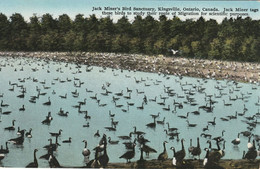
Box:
[164,129,179,138]
[0,154,4,161]
[231,133,240,145]
[48,150,61,168]
[41,112,53,125]
[133,126,145,135]
[212,130,225,142]
[83,122,90,128]
[208,117,216,125]
[90,94,98,100]
[25,128,32,138]
[49,129,62,137]
[162,105,170,111]
[97,100,107,107]
[191,137,201,159]
[43,97,51,106]
[87,147,101,168]
[186,120,197,127]
[244,141,257,160]
[1,100,9,107]
[111,118,119,127]
[188,139,194,154]
[94,130,100,137]
[178,112,189,119]
[78,98,87,105]
[59,93,67,99]
[109,110,115,117]
[119,143,136,163]
[115,90,123,96]
[82,140,91,160]
[149,96,157,102]
[118,132,133,140]
[8,129,25,145]
[25,149,38,168]
[123,92,131,99]
[62,137,72,143]
[104,126,116,131]
[115,101,123,108]
[137,102,144,110]
[171,147,177,166]
[227,111,238,120]
[146,117,156,128]
[150,112,160,119]
[137,146,145,166]
[0,142,9,154]
[19,105,25,111]
[97,140,109,167]
[4,120,16,130]
[223,100,232,106]
[43,136,60,152]
[157,117,165,125]
[108,137,119,144]
[158,141,168,161]
[203,148,225,169]
[142,143,157,156]
[174,139,186,164]
[166,122,178,132]
[0,108,12,115]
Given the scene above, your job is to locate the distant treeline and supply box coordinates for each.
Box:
[0,13,259,62]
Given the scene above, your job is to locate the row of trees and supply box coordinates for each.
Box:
[0,13,259,62]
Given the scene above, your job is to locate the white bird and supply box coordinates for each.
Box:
[171,49,179,55]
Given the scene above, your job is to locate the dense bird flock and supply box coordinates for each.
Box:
[0,55,259,168]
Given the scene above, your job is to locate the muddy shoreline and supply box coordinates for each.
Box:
[0,51,260,83]
[49,159,260,168]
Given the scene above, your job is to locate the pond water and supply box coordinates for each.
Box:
[0,56,259,167]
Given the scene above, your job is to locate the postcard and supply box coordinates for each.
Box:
[0,0,259,168]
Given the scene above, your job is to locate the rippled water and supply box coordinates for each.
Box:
[0,56,259,167]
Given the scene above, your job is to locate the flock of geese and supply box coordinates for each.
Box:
[0,56,259,168]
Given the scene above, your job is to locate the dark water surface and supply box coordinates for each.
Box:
[0,56,259,167]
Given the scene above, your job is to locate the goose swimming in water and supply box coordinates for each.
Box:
[62,137,72,143]
[8,129,25,145]
[25,128,32,138]
[108,137,119,144]
[1,100,9,107]
[0,108,12,115]
[41,112,53,125]
[49,129,62,137]
[43,97,51,106]
[231,133,240,145]
[5,120,16,131]
[0,142,9,154]
[19,105,25,111]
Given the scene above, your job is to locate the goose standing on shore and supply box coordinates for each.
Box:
[173,139,186,165]
[119,143,136,163]
[191,137,201,159]
[82,140,91,164]
[158,141,168,161]
[26,149,38,168]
